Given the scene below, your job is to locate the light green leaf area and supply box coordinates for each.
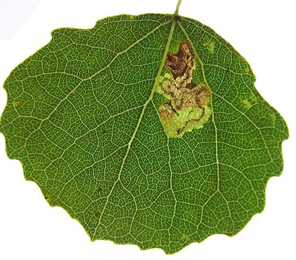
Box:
[0,13,288,254]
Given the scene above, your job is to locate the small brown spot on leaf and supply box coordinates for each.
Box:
[13,101,19,107]
[95,212,101,217]
[71,89,76,94]
[44,196,54,206]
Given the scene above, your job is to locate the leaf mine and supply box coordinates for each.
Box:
[156,41,212,138]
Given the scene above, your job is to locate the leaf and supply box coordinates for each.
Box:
[0,4,288,254]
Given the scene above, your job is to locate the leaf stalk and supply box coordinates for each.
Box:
[174,0,182,16]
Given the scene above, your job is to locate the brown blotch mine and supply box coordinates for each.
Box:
[158,103,175,121]
[166,41,195,80]
[160,41,210,118]
[157,41,211,137]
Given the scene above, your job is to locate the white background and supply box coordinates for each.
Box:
[0,0,295,259]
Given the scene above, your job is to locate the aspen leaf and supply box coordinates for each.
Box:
[0,1,288,254]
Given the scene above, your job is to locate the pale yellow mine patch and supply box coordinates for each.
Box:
[242,99,252,109]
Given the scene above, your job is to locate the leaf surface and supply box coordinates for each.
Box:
[0,13,288,254]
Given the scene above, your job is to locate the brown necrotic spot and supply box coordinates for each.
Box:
[44,194,55,206]
[94,212,101,217]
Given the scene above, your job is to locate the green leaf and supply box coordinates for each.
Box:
[0,8,288,254]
